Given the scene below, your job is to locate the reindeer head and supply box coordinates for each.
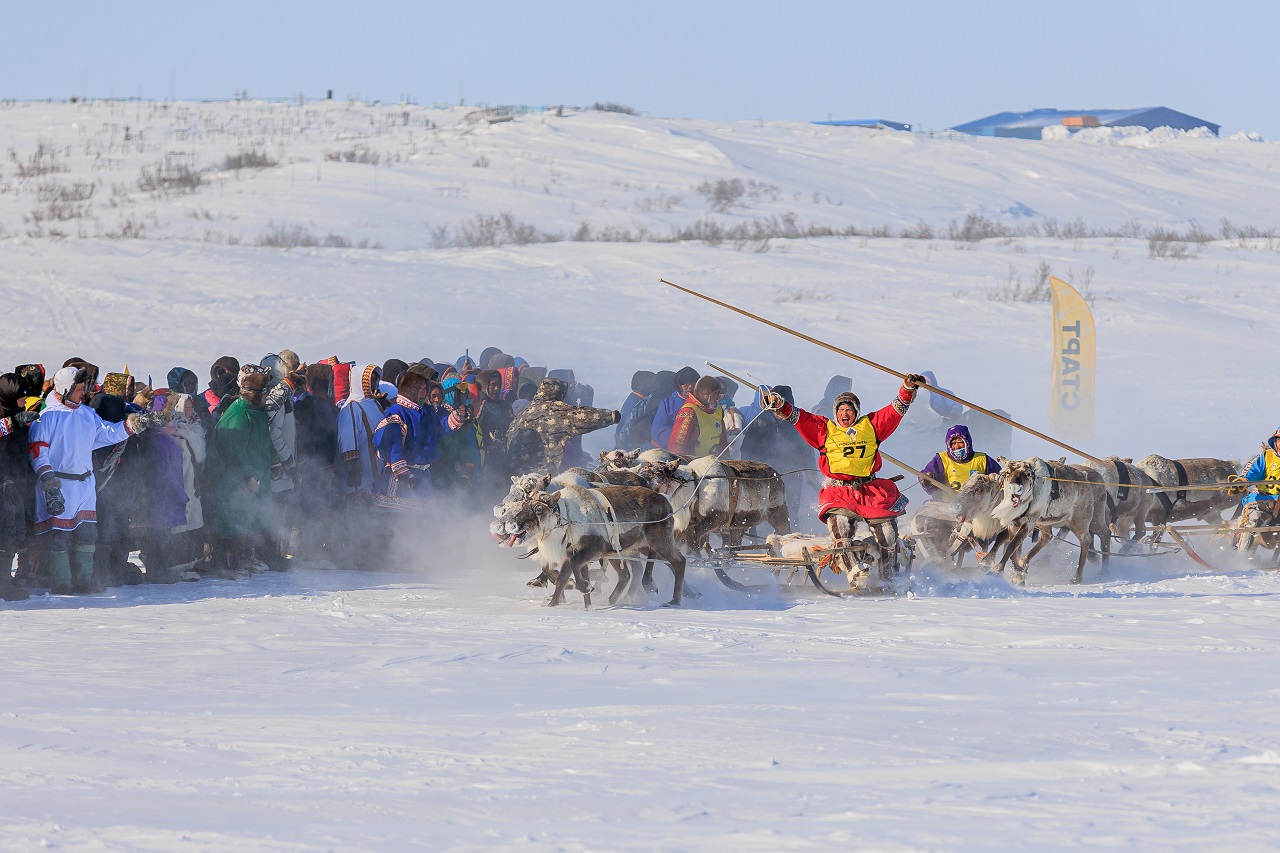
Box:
[499,473,552,509]
[599,448,640,469]
[636,459,683,492]
[491,493,559,549]
[1001,460,1037,508]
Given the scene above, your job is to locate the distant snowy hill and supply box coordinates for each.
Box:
[1,100,1275,457]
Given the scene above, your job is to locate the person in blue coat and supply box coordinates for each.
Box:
[373,371,461,498]
[650,366,699,449]
[615,370,655,447]
[1235,427,1280,553]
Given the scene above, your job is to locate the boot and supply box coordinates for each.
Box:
[47,550,73,594]
[0,551,28,602]
[71,546,104,594]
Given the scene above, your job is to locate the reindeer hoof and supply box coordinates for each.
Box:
[527,576,549,588]
[661,599,681,608]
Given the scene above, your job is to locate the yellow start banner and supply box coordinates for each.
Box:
[1048,276,1095,441]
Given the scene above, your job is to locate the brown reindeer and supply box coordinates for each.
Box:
[633,456,791,553]
[492,485,686,608]
[987,458,1110,584]
[1087,456,1161,547]
[1134,456,1239,542]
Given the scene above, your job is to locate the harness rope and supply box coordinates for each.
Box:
[1037,475,1275,492]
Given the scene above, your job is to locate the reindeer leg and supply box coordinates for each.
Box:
[547,563,572,606]
[996,523,1033,584]
[1065,521,1095,583]
[769,498,793,536]
[573,560,593,609]
[608,558,631,606]
[659,546,686,608]
[528,567,556,587]
[641,559,658,595]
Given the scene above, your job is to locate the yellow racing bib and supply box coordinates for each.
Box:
[824,416,879,479]
[940,452,989,490]
[1262,449,1280,497]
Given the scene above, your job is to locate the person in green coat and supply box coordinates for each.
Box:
[207,370,275,574]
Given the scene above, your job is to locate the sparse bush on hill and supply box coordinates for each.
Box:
[138,161,204,196]
[987,261,1055,303]
[25,181,95,226]
[695,178,782,213]
[456,212,556,247]
[220,149,278,171]
[324,147,380,165]
[256,221,382,249]
[590,102,637,115]
[16,143,67,178]
[104,215,147,239]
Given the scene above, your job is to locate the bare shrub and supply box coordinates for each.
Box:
[1103,219,1144,239]
[26,181,95,223]
[220,149,278,170]
[104,216,147,239]
[948,213,1014,243]
[473,155,490,168]
[255,222,380,249]
[324,147,380,165]
[697,179,745,213]
[16,143,67,178]
[633,193,682,213]
[138,162,204,196]
[1063,264,1095,299]
[745,179,781,203]
[1148,227,1198,260]
[1183,222,1215,244]
[987,261,1053,303]
[900,221,935,240]
[456,212,556,247]
[257,222,321,248]
[590,102,637,115]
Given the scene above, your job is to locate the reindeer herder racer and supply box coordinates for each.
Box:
[762,373,926,585]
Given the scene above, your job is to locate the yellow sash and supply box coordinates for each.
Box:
[682,402,725,456]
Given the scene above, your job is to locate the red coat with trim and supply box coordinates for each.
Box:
[776,386,914,520]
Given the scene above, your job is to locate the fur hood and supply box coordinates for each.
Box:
[945,424,974,462]
[351,364,382,403]
[531,378,568,404]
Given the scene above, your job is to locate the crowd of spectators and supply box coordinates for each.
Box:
[0,351,824,601]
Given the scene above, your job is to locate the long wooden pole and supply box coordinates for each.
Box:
[671,278,1105,465]
[706,361,958,497]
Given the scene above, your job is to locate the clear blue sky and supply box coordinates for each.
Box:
[5,0,1278,136]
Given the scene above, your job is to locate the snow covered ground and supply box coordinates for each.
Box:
[2,101,1280,849]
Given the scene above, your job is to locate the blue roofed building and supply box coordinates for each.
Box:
[951,107,1220,139]
[813,119,911,131]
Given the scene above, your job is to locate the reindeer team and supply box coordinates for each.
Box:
[491,370,1279,606]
